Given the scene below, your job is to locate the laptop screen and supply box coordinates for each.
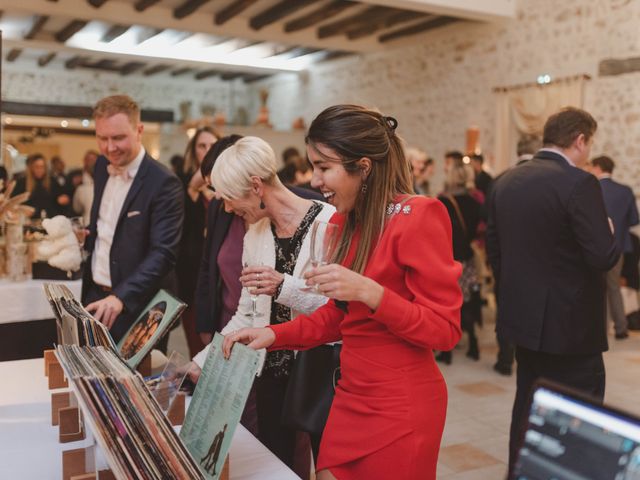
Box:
[513,383,640,479]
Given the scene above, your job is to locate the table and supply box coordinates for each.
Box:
[0,358,299,480]
[0,279,82,361]
[0,279,82,324]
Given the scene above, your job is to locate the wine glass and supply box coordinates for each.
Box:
[301,221,339,292]
[243,243,267,320]
[70,217,86,249]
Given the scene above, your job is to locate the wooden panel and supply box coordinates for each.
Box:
[214,0,259,25]
[599,57,640,76]
[24,15,49,40]
[38,52,56,67]
[284,0,356,33]
[101,25,129,42]
[55,20,88,42]
[378,15,458,42]
[250,0,320,30]
[174,0,211,19]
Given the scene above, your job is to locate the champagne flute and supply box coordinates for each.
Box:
[70,217,86,248]
[301,221,339,292]
[243,243,266,319]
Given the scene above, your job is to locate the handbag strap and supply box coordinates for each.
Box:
[444,193,468,237]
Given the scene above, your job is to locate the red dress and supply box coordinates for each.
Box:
[269,196,462,480]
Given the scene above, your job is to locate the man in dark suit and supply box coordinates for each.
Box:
[486,107,619,473]
[590,155,639,339]
[82,95,183,342]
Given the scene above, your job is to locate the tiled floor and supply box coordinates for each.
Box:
[167,307,640,479]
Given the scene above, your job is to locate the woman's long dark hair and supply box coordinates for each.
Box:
[306,105,413,274]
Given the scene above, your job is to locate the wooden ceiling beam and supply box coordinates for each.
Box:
[171,67,193,76]
[143,64,170,76]
[318,6,390,39]
[24,15,49,40]
[215,0,259,26]
[65,55,87,69]
[87,0,109,7]
[250,0,320,30]
[174,0,211,19]
[220,72,244,81]
[134,0,162,12]
[378,15,458,43]
[37,52,56,67]
[101,25,129,42]
[195,69,222,80]
[7,48,23,62]
[319,50,353,62]
[346,10,427,40]
[284,0,356,33]
[242,73,271,83]
[120,61,146,75]
[54,20,88,42]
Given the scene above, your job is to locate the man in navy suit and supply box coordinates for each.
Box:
[590,155,639,339]
[487,107,619,474]
[82,95,183,342]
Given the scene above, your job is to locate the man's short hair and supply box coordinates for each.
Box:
[591,155,615,174]
[93,95,140,125]
[542,107,597,149]
[445,150,464,162]
[517,134,542,156]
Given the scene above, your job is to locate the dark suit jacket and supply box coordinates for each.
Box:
[486,150,619,355]
[82,153,184,339]
[599,177,639,254]
[194,185,323,335]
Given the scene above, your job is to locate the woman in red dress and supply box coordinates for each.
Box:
[223,105,462,480]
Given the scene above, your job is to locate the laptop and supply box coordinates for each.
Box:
[512,380,640,479]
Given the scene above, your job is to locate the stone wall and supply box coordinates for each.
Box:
[260,0,640,190]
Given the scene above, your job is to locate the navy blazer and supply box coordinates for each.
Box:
[486,150,619,355]
[82,153,184,339]
[599,177,639,254]
[195,185,323,335]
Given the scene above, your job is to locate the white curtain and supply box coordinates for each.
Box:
[494,76,587,174]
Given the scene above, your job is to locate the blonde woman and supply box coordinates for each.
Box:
[12,153,55,219]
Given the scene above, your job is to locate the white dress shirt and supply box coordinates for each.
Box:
[539,148,575,167]
[91,148,145,287]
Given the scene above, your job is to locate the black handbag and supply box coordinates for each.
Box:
[281,344,342,436]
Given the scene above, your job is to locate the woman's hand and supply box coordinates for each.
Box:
[240,265,284,297]
[222,328,276,359]
[304,264,384,311]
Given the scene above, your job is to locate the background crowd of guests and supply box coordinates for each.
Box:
[5,92,639,480]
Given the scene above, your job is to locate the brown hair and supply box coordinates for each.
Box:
[183,126,221,174]
[543,107,597,149]
[93,95,140,126]
[306,104,413,274]
[591,155,615,174]
[26,153,50,193]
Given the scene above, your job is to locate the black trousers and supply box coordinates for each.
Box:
[508,346,605,476]
[255,374,297,469]
[495,332,514,369]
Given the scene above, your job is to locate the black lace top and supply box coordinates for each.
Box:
[262,201,323,378]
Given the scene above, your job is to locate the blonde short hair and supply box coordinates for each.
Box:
[211,136,278,199]
[93,95,140,125]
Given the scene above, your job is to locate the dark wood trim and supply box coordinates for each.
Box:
[4,124,96,136]
[1,101,174,123]
[493,74,591,92]
[347,10,426,40]
[87,0,109,7]
[143,64,170,76]
[284,0,356,33]
[134,0,162,12]
[136,27,164,44]
[279,46,320,58]
[318,50,353,62]
[24,15,49,40]
[171,67,193,76]
[318,6,389,39]
[7,48,22,62]
[242,73,271,83]
[120,61,146,75]
[65,56,87,69]
[378,15,458,43]
[101,25,129,42]
[174,0,211,19]
[215,0,259,25]
[250,0,320,30]
[195,69,221,80]
[55,20,88,42]
[88,58,119,71]
[37,52,56,67]
[220,72,244,81]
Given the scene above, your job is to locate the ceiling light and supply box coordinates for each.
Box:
[5,117,13,125]
[61,120,69,128]
[81,119,90,127]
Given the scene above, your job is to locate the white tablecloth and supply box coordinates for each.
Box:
[0,279,82,324]
[0,358,299,479]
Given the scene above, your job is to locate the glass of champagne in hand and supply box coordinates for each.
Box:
[70,217,87,250]
[301,221,339,292]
